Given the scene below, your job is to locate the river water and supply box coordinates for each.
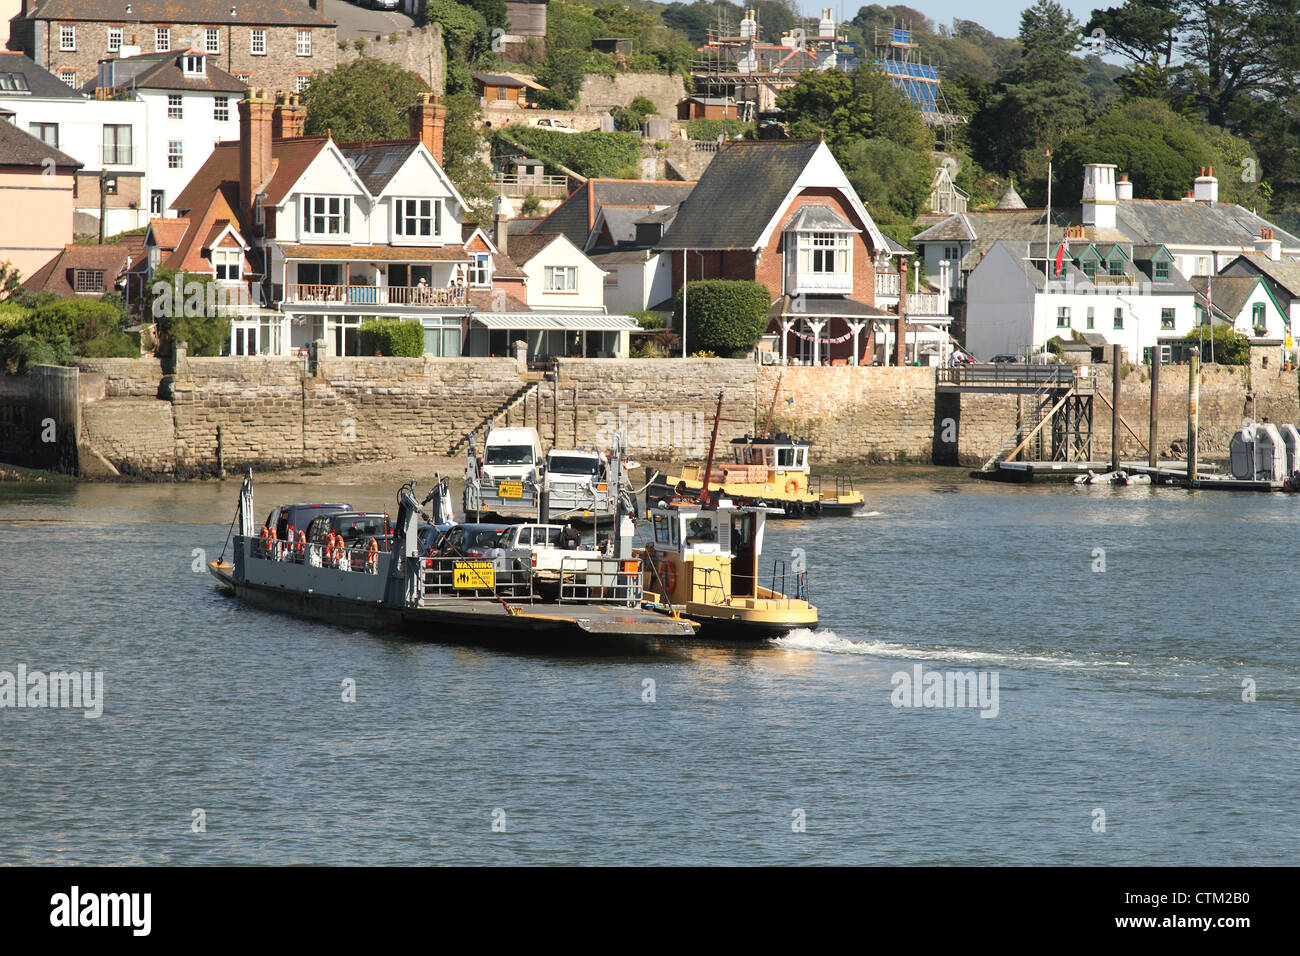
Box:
[1,472,1296,865]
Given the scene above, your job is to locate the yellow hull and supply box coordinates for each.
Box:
[663,467,863,510]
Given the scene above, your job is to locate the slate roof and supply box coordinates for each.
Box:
[0,52,82,98]
[784,204,856,233]
[994,185,1027,209]
[532,179,696,249]
[990,239,1195,294]
[467,289,530,312]
[505,233,560,265]
[338,141,420,195]
[23,237,144,295]
[1116,199,1300,249]
[16,0,333,26]
[1222,253,1300,297]
[659,140,824,251]
[492,252,526,278]
[99,51,247,94]
[0,117,81,169]
[1190,275,1262,321]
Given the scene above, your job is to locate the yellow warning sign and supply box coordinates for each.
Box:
[498,481,523,499]
[453,560,495,590]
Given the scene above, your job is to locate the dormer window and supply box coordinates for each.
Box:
[213,248,241,282]
[469,252,490,287]
[782,204,855,295]
[183,54,205,77]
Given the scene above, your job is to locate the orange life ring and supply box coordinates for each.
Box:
[324,533,336,565]
[366,537,379,573]
[784,478,799,494]
[296,531,306,559]
[658,560,678,594]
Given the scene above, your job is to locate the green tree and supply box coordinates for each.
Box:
[0,261,21,300]
[670,279,772,356]
[1182,324,1250,365]
[466,0,507,31]
[841,138,933,222]
[426,0,490,95]
[301,59,430,141]
[443,91,496,229]
[777,64,931,155]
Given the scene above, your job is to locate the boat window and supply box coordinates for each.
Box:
[547,455,600,476]
[653,515,678,547]
[485,444,535,465]
[777,446,796,467]
[686,516,717,544]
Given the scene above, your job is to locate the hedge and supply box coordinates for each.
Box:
[359,319,425,357]
[1181,325,1250,365]
[670,280,772,356]
[492,127,642,179]
[684,119,754,142]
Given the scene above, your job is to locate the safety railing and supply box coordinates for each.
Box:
[834,474,856,500]
[467,477,540,515]
[767,559,810,606]
[246,536,388,574]
[284,284,469,307]
[421,556,534,601]
[546,481,613,516]
[691,565,729,605]
[557,556,642,606]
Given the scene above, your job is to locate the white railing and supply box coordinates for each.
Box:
[284,284,468,307]
[875,272,901,296]
[493,173,568,199]
[905,292,949,316]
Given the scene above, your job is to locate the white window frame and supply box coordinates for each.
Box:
[167,94,183,119]
[214,248,241,282]
[108,26,122,53]
[183,54,205,76]
[544,266,578,292]
[296,30,312,57]
[1057,306,1070,328]
[155,27,170,53]
[392,198,440,240]
[204,28,220,55]
[250,29,267,56]
[295,75,310,93]
[60,25,75,52]
[301,195,351,238]
[469,253,490,287]
[150,190,164,216]
[59,70,77,89]
[167,140,183,169]
[796,231,850,276]
[214,96,229,122]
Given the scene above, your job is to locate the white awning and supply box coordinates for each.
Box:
[472,313,639,332]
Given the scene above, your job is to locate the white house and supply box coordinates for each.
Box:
[1190,274,1290,343]
[94,48,245,219]
[915,163,1300,304]
[0,50,147,236]
[965,239,1197,363]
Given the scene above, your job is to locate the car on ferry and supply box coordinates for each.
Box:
[303,512,393,569]
[263,502,354,542]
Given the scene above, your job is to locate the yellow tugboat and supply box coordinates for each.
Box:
[637,390,818,638]
[639,499,818,638]
[648,381,864,518]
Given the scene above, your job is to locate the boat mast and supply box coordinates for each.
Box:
[762,371,782,438]
[699,390,725,505]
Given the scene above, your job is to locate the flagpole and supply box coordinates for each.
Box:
[1044,149,1052,363]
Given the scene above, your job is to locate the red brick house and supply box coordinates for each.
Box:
[657,138,907,365]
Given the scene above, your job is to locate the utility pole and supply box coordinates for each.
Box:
[98,169,108,244]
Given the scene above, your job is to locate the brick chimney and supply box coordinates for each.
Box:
[493,194,514,256]
[272,92,307,139]
[409,93,447,166]
[239,89,275,231]
[1254,228,1282,261]
[1194,166,1218,205]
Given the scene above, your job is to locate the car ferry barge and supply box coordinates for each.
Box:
[208,474,697,645]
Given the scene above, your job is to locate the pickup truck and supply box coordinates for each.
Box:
[496,523,610,597]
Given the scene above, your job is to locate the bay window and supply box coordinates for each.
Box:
[301,195,350,237]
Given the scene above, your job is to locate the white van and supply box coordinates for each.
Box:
[480,427,543,483]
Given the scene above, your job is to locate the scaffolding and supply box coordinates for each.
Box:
[873,24,966,147]
[690,8,846,122]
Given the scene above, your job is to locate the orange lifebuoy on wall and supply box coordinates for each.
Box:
[784,478,799,494]
[658,560,678,594]
[366,537,379,573]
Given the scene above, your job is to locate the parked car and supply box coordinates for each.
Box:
[431,523,512,559]
[480,426,543,484]
[369,0,401,8]
[262,502,353,542]
[305,512,393,568]
[989,354,1019,364]
[531,117,578,133]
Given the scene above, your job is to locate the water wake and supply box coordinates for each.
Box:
[774,628,1136,670]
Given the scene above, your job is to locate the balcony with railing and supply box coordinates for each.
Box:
[493,173,569,199]
[284,284,470,307]
[905,291,949,316]
[875,272,901,297]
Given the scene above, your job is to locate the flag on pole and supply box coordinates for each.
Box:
[1053,237,1068,276]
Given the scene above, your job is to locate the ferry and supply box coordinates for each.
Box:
[208,473,698,645]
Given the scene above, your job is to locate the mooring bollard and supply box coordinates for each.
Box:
[1187,347,1200,485]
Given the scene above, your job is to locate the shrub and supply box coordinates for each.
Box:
[148,271,231,356]
[24,299,125,353]
[491,127,641,179]
[632,310,665,330]
[670,280,772,357]
[1182,325,1251,365]
[1,333,73,373]
[80,331,138,357]
[359,319,425,357]
[685,119,754,142]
